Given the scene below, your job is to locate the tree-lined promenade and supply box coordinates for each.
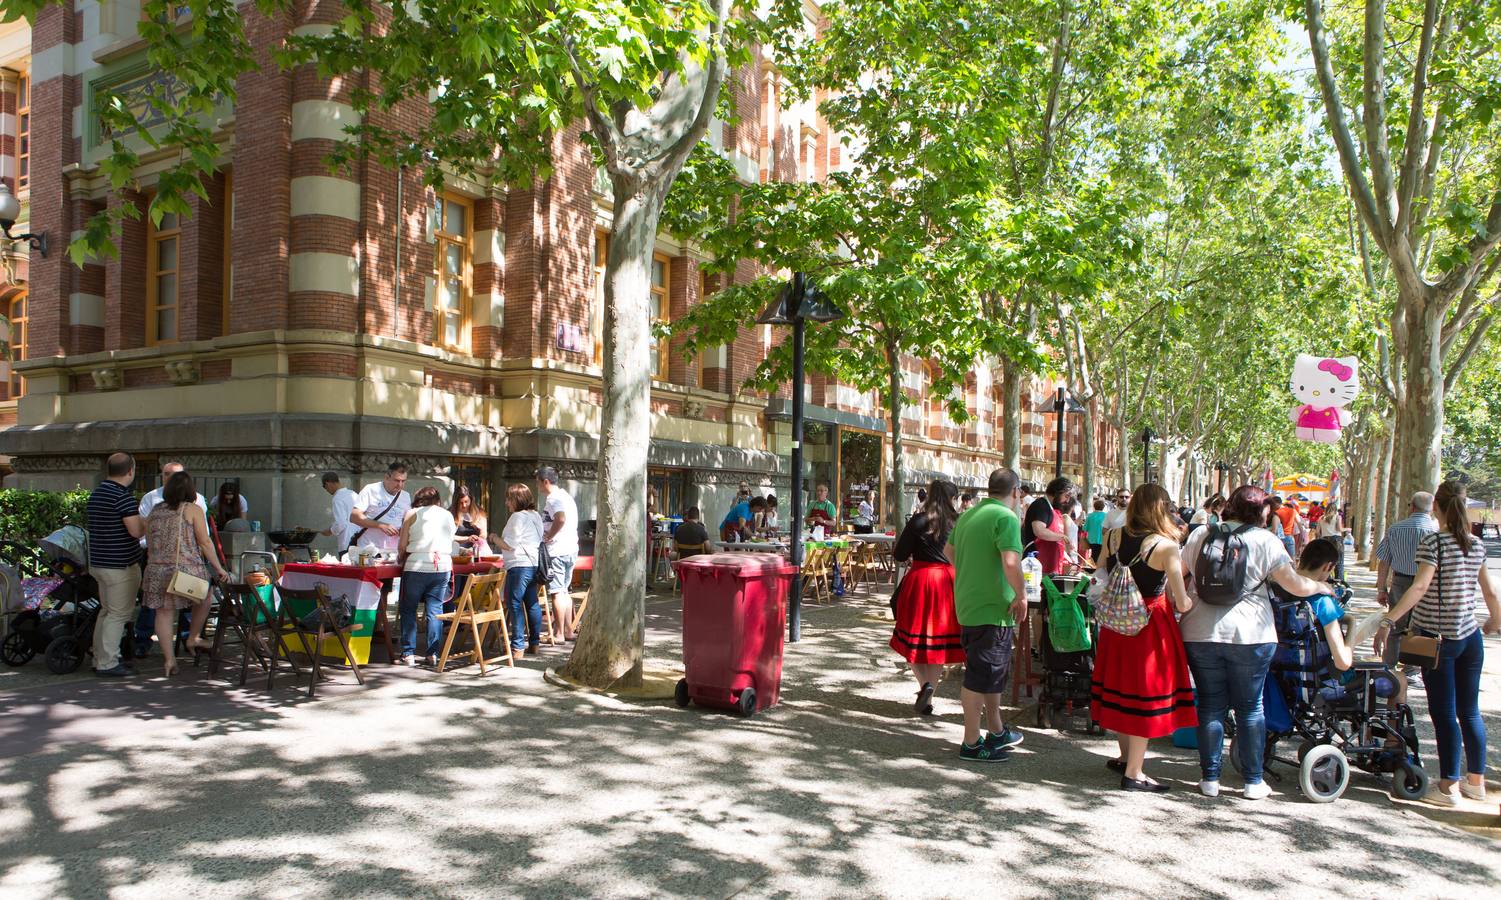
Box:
[0,0,1497,686]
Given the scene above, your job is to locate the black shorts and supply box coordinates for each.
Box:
[961,624,1014,695]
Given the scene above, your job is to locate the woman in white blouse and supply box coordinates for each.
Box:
[397,487,455,666]
[495,483,547,657]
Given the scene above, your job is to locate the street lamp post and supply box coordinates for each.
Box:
[1140,426,1155,485]
[1039,386,1085,479]
[758,272,843,644]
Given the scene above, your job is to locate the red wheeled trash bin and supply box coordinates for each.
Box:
[674,553,797,717]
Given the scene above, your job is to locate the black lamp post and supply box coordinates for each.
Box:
[0,184,46,257]
[1040,386,1086,478]
[1140,426,1156,485]
[758,272,843,644]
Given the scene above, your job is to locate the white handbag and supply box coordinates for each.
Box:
[166,508,211,602]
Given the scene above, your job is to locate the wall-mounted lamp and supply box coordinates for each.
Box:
[0,183,45,257]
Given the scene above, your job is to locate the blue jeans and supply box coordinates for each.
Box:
[504,567,541,650]
[1423,629,1487,781]
[1185,641,1276,784]
[399,571,451,658]
[1281,536,1296,559]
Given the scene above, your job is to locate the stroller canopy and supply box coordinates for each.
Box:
[39,526,88,569]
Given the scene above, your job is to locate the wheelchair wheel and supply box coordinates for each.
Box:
[1298,744,1350,803]
[1392,761,1428,801]
[2,630,35,666]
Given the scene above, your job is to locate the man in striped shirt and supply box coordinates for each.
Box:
[87,452,147,677]
[1375,491,1436,662]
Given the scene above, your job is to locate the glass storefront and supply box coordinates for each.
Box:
[839,429,884,529]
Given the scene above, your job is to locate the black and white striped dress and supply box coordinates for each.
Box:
[1411,532,1487,640]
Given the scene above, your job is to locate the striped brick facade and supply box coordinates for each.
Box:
[0,6,1124,534]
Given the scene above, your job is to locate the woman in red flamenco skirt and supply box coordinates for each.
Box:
[890,480,966,715]
[1091,484,1198,792]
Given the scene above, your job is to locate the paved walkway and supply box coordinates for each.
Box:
[1,546,1498,898]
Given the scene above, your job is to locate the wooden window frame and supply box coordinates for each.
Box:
[146,208,182,346]
[649,252,670,381]
[432,192,473,353]
[16,72,28,192]
[221,170,233,336]
[593,229,608,364]
[4,290,26,400]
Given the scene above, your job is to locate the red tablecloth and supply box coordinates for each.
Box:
[280,560,501,583]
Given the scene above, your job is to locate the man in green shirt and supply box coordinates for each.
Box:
[945,467,1027,763]
[806,483,838,527]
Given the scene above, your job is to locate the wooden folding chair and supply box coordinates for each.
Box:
[844,541,876,593]
[267,584,366,698]
[434,572,512,674]
[801,546,830,603]
[208,583,277,686]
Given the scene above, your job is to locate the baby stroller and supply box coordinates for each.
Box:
[1035,572,1103,733]
[1244,581,1425,803]
[1,526,117,674]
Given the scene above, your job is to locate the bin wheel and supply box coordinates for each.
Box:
[44,636,83,675]
[1298,744,1350,803]
[674,678,691,708]
[2,631,35,667]
[1392,760,1428,801]
[737,687,757,718]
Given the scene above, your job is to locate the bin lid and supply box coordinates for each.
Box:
[677,552,798,577]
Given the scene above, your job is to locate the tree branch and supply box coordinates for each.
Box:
[1361,0,1401,237]
[1444,312,1494,392]
[1394,0,1440,238]
[1306,0,1388,248]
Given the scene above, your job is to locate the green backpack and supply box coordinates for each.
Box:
[1043,575,1093,653]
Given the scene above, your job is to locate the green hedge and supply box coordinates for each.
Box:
[0,489,92,547]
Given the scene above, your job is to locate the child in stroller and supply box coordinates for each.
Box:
[1256,537,1426,803]
[1,526,122,674]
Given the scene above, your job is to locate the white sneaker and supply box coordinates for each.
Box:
[1459,782,1487,802]
[1242,781,1272,801]
[397,654,417,667]
[1199,780,1220,798]
[1424,786,1460,807]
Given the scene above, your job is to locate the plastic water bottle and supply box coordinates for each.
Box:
[1022,553,1043,606]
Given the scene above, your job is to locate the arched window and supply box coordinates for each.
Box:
[3,290,26,400]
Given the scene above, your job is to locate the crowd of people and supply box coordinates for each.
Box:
[79,450,1500,806]
[83,454,585,675]
[885,466,1499,805]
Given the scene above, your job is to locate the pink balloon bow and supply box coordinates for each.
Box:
[1317,358,1353,382]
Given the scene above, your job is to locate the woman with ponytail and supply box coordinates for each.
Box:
[1378,481,1501,806]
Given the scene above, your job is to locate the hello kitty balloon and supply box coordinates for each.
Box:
[1289,354,1359,443]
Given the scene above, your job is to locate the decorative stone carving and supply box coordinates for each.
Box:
[6,454,100,474]
[682,399,706,419]
[164,360,199,385]
[91,368,121,391]
[502,459,598,481]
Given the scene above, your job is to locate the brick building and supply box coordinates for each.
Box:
[0,1,1122,546]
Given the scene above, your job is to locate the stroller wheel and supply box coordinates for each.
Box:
[2,630,36,666]
[1392,761,1428,801]
[1297,740,1317,763]
[1298,744,1350,803]
[44,636,84,675]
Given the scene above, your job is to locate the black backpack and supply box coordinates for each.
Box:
[1194,523,1256,607]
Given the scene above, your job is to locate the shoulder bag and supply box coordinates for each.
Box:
[166,507,212,603]
[348,492,402,551]
[1397,538,1443,668]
